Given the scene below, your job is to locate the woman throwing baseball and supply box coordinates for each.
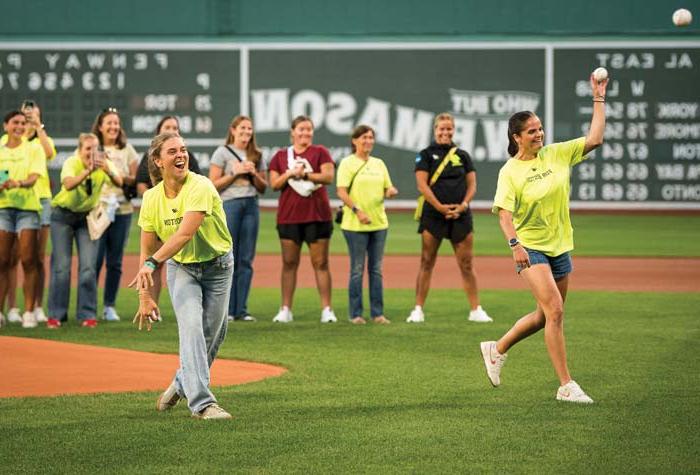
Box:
[130,132,234,420]
[481,72,608,403]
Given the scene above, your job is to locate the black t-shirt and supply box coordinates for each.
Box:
[414,142,475,216]
[135,150,201,187]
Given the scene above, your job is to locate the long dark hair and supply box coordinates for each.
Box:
[225,115,262,165]
[507,111,536,157]
[91,108,127,149]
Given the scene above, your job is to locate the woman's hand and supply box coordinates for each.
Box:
[132,293,160,331]
[356,209,372,225]
[512,245,530,271]
[590,73,609,98]
[128,264,155,291]
[2,179,19,190]
[385,186,398,198]
[435,202,454,217]
[231,161,250,176]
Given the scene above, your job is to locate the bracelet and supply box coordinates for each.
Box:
[144,256,160,270]
[593,99,605,103]
[351,205,358,214]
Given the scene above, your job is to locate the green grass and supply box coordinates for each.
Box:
[1,288,698,473]
[123,210,700,257]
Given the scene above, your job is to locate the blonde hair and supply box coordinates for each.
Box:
[147,132,180,186]
[433,112,455,129]
[78,132,99,149]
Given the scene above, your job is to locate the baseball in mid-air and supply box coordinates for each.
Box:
[593,67,608,82]
[673,8,692,26]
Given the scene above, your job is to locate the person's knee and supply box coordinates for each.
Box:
[312,257,329,272]
[20,253,38,271]
[544,301,564,326]
[282,256,300,270]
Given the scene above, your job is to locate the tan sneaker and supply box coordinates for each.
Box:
[192,403,232,420]
[156,382,181,411]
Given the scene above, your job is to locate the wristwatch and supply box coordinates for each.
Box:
[351,205,358,213]
[145,256,160,269]
[508,238,519,248]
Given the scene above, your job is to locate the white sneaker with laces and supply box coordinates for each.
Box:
[320,307,337,323]
[22,311,38,329]
[272,307,293,323]
[556,380,594,404]
[193,403,232,420]
[480,341,507,387]
[7,307,22,323]
[34,307,48,323]
[103,306,121,322]
[406,306,425,323]
[156,382,182,411]
[469,305,493,323]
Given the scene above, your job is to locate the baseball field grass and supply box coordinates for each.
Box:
[125,210,700,257]
[1,287,699,473]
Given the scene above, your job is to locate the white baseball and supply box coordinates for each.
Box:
[673,8,692,26]
[593,67,608,82]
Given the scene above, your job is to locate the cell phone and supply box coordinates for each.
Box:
[21,100,35,110]
[0,169,9,186]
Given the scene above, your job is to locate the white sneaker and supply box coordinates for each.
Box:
[103,306,121,322]
[156,382,182,411]
[7,307,22,323]
[469,305,493,323]
[320,307,337,323]
[272,307,293,323]
[34,307,48,323]
[480,341,507,387]
[556,380,594,404]
[193,403,232,420]
[22,311,38,329]
[406,306,425,323]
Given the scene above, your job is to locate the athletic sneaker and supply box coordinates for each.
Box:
[406,307,425,323]
[156,382,182,411]
[7,307,22,323]
[238,313,257,322]
[81,319,98,328]
[34,307,48,323]
[46,318,62,329]
[556,380,594,404]
[469,305,493,323]
[22,311,38,329]
[103,306,121,322]
[480,341,507,387]
[320,307,337,323]
[192,403,232,420]
[272,307,293,323]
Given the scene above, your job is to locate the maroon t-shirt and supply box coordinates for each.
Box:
[269,144,334,224]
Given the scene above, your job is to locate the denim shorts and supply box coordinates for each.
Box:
[516,248,573,280]
[0,207,40,233]
[39,198,52,226]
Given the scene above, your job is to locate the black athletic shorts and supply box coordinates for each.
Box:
[277,221,333,245]
[418,211,473,243]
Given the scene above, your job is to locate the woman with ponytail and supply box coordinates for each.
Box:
[481,72,609,404]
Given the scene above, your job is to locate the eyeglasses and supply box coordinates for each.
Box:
[102,107,118,114]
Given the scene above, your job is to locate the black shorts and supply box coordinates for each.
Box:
[277,221,333,245]
[418,211,473,243]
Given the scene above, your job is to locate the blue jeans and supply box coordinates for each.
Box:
[166,251,233,414]
[223,197,259,317]
[96,213,132,307]
[342,229,388,319]
[48,207,98,321]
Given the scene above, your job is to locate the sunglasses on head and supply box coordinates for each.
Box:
[102,107,118,114]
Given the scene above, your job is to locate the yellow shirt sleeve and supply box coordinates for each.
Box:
[492,164,516,214]
[184,179,214,215]
[138,190,157,233]
[336,156,353,188]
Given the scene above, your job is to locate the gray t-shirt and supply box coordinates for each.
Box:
[209,145,267,201]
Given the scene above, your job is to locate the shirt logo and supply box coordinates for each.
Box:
[171,208,178,213]
[163,217,183,226]
[526,169,553,183]
[432,154,439,160]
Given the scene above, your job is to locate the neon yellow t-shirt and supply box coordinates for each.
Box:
[336,155,393,232]
[51,154,119,213]
[492,137,586,256]
[0,134,55,199]
[0,140,45,211]
[138,172,232,264]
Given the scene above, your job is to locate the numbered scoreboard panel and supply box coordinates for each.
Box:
[554,48,700,205]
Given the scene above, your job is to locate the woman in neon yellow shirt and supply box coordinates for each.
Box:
[481,73,609,404]
[46,133,122,329]
[336,125,397,324]
[130,133,234,420]
[0,110,44,328]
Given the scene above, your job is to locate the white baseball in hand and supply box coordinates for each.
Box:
[593,67,608,82]
[673,8,692,26]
